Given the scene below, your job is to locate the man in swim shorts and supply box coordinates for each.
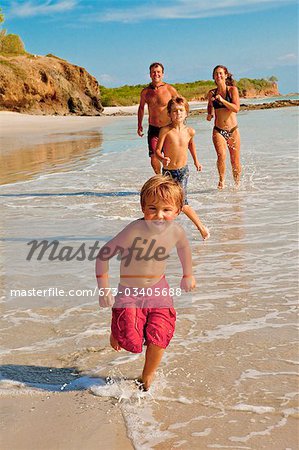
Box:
[137,62,178,174]
[96,175,196,390]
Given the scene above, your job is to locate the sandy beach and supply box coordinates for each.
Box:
[1,390,133,450]
[0,111,118,150]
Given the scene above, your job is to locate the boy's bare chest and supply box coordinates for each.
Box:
[166,129,190,147]
[123,231,176,262]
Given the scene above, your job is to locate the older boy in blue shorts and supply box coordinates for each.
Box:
[156,96,210,240]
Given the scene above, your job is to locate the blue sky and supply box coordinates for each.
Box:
[1,0,298,93]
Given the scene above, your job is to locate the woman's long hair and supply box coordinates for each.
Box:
[212,65,235,86]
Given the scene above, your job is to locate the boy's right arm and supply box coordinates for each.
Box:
[155,128,171,166]
[96,228,129,307]
[96,240,115,307]
[137,89,147,136]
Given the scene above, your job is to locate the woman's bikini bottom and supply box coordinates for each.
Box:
[214,125,238,141]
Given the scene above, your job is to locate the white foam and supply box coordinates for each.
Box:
[152,393,196,404]
[192,427,212,436]
[91,378,148,403]
[91,372,186,449]
[236,369,299,386]
[188,310,296,343]
[229,416,288,443]
[233,403,275,414]
[282,407,299,418]
[208,445,251,449]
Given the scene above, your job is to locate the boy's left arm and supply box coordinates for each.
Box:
[188,129,202,172]
[176,227,196,292]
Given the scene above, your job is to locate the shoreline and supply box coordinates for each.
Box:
[0,110,115,137]
[102,98,299,116]
[0,111,126,151]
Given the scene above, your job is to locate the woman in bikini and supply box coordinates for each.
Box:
[207,65,241,189]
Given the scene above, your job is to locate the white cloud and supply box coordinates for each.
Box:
[98,73,117,85]
[9,1,78,18]
[277,53,298,63]
[85,0,296,23]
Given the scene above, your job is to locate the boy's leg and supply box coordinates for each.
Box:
[182,205,210,240]
[110,333,122,351]
[141,343,165,390]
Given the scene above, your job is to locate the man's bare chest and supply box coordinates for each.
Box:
[146,89,172,107]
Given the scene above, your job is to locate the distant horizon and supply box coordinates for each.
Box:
[1,1,298,94]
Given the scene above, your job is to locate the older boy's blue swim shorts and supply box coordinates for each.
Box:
[162,164,189,205]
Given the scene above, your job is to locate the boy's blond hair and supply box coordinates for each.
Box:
[167,96,189,115]
[140,175,184,211]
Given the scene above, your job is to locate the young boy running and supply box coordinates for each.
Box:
[155,96,210,240]
[96,175,196,391]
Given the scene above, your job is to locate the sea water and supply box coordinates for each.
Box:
[0,106,298,449]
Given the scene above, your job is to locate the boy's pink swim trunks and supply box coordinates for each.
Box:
[111,277,176,353]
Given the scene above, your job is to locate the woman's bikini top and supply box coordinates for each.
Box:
[212,88,232,109]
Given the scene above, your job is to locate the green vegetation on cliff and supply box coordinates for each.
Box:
[100,84,145,107]
[0,33,26,55]
[0,8,26,55]
[238,77,278,95]
[100,77,278,107]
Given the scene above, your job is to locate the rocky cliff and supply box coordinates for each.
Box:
[190,85,280,102]
[0,54,103,115]
[239,84,279,98]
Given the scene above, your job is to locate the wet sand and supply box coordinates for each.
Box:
[0,391,133,450]
[0,111,116,151]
